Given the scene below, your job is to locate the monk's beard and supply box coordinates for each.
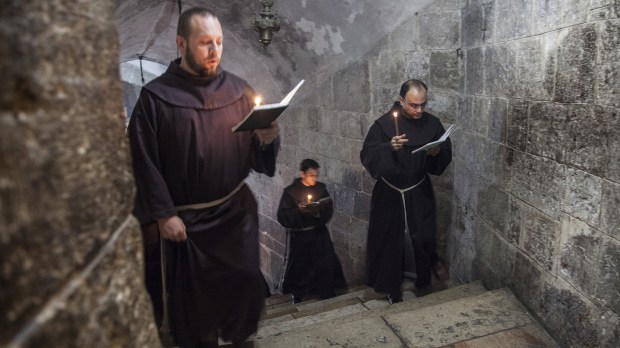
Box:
[185,46,217,77]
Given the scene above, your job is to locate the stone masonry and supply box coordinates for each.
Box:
[253,0,619,347]
[0,1,159,347]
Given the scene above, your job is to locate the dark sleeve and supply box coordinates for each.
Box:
[360,122,400,179]
[277,190,305,228]
[425,122,453,176]
[127,90,177,224]
[250,135,279,177]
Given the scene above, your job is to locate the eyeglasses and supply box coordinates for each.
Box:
[406,102,427,110]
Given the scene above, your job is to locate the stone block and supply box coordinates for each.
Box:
[601,180,620,240]
[426,89,458,124]
[370,85,398,116]
[405,50,431,83]
[527,102,569,162]
[360,169,376,195]
[512,145,567,217]
[531,0,562,33]
[306,106,320,131]
[475,139,513,191]
[515,35,556,101]
[338,111,364,140]
[565,105,608,176]
[389,18,416,52]
[495,0,533,40]
[597,238,620,312]
[318,107,340,135]
[506,99,529,152]
[511,250,542,312]
[348,139,364,164]
[522,207,561,272]
[459,95,489,135]
[464,47,484,95]
[341,164,362,190]
[559,216,603,299]
[604,106,620,182]
[2,219,159,347]
[448,200,476,282]
[563,168,603,227]
[369,51,406,86]
[348,217,368,260]
[487,98,507,143]
[329,225,349,255]
[474,218,515,286]
[280,124,299,147]
[506,197,524,246]
[477,183,510,234]
[353,191,371,220]
[540,280,600,347]
[430,50,461,91]
[333,60,370,113]
[324,158,344,183]
[333,184,356,216]
[596,20,620,108]
[461,1,495,48]
[484,43,517,98]
[418,9,460,49]
[554,24,596,103]
[588,2,620,21]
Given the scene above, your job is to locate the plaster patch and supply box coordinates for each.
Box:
[295,18,344,55]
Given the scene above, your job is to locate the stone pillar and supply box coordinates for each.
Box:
[0,1,159,347]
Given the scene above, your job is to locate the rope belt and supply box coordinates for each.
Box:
[381,176,426,236]
[174,181,246,212]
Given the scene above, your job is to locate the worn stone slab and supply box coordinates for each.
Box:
[506,99,529,152]
[484,43,517,98]
[451,325,558,347]
[370,51,407,86]
[596,16,620,108]
[428,89,459,124]
[406,50,431,83]
[333,60,370,113]
[603,106,620,182]
[418,9,460,49]
[259,313,295,328]
[477,183,510,234]
[294,288,367,312]
[464,47,484,95]
[601,180,620,240]
[487,98,507,143]
[294,298,363,319]
[522,207,561,272]
[371,85,399,116]
[565,104,608,176]
[389,18,416,52]
[511,250,543,313]
[597,237,620,312]
[511,152,566,219]
[515,35,556,101]
[495,0,533,40]
[255,303,369,339]
[559,215,603,300]
[385,288,535,347]
[255,316,402,348]
[461,1,496,48]
[562,168,603,227]
[554,24,596,103]
[430,51,461,91]
[527,102,569,162]
[475,139,512,191]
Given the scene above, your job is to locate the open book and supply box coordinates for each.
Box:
[232,80,305,132]
[303,196,332,208]
[411,124,458,155]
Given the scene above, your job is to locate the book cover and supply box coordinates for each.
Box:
[232,80,305,132]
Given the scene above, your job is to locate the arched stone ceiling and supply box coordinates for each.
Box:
[115,0,437,100]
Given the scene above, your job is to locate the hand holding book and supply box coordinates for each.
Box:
[411,124,458,155]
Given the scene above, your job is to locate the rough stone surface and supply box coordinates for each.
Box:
[554,24,597,103]
[484,43,517,98]
[563,168,603,228]
[495,0,533,40]
[601,180,620,239]
[596,20,620,108]
[506,99,529,152]
[522,207,560,272]
[464,47,484,95]
[461,1,496,48]
[430,50,461,91]
[527,102,569,162]
[0,0,160,346]
[515,35,556,101]
[333,60,370,113]
[418,9,460,49]
[565,104,608,176]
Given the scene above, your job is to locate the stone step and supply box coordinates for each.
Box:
[254,281,487,340]
[254,287,558,347]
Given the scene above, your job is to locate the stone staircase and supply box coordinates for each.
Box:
[247,280,559,347]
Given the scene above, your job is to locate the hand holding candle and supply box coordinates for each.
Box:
[390,111,408,151]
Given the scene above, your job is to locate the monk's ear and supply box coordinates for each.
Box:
[176,35,186,53]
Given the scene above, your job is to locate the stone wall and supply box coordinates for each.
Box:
[0,1,159,347]
[254,0,619,346]
[252,0,461,293]
[455,0,619,346]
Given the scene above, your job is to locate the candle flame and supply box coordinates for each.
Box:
[393,112,398,118]
[255,96,262,106]
[307,195,312,202]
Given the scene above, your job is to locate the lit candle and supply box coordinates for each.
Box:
[393,111,399,136]
[255,96,262,107]
[307,195,312,204]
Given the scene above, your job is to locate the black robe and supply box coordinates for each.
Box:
[360,102,451,296]
[128,59,278,346]
[276,179,346,299]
